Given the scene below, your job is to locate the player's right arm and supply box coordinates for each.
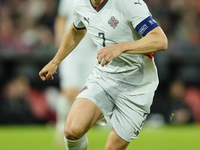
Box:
[39,24,87,81]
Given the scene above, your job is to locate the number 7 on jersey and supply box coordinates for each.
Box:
[98,33,106,47]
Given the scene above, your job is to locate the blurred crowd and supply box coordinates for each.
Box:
[0,0,200,125]
[0,0,58,54]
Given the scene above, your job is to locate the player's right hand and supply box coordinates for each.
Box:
[39,61,58,81]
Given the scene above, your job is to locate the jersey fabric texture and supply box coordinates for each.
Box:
[73,0,159,95]
[58,0,96,89]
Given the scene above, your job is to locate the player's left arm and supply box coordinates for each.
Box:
[121,0,168,54]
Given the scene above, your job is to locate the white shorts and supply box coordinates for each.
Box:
[77,73,155,142]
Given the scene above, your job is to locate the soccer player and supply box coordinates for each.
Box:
[54,0,96,145]
[39,0,168,149]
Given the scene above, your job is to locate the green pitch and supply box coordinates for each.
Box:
[0,125,200,150]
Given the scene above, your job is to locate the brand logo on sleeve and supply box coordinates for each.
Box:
[134,0,142,5]
[79,86,88,93]
[84,17,90,25]
[108,16,119,29]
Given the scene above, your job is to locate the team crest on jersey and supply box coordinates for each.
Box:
[108,16,119,29]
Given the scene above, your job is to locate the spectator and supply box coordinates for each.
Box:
[184,85,200,123]
[0,0,58,53]
[0,74,57,124]
[0,75,35,124]
[168,79,193,124]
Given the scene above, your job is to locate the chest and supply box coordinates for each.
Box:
[80,8,136,43]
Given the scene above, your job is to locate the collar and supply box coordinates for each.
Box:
[90,0,109,12]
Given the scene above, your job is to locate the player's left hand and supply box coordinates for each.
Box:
[97,44,123,67]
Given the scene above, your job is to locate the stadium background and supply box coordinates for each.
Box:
[0,0,200,149]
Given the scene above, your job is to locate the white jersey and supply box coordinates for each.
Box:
[73,0,159,95]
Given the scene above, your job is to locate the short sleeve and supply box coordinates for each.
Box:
[124,0,159,36]
[73,10,86,29]
[124,0,151,27]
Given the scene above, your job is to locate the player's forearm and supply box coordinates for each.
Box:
[121,27,168,54]
[52,24,86,65]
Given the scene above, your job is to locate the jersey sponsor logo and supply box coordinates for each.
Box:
[108,16,119,29]
[84,17,90,25]
[134,0,142,5]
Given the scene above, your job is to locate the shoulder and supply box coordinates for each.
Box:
[116,0,150,20]
[116,0,143,7]
[116,0,149,12]
[73,0,84,9]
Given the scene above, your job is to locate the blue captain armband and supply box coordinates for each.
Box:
[135,16,159,37]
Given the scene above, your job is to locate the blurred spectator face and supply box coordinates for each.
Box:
[0,0,57,52]
[169,79,185,99]
[189,28,200,48]
[196,0,200,14]
[4,76,30,101]
[37,26,54,46]
[1,20,14,42]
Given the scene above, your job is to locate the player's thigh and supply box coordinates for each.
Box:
[64,98,103,139]
[76,80,114,126]
[105,128,129,150]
